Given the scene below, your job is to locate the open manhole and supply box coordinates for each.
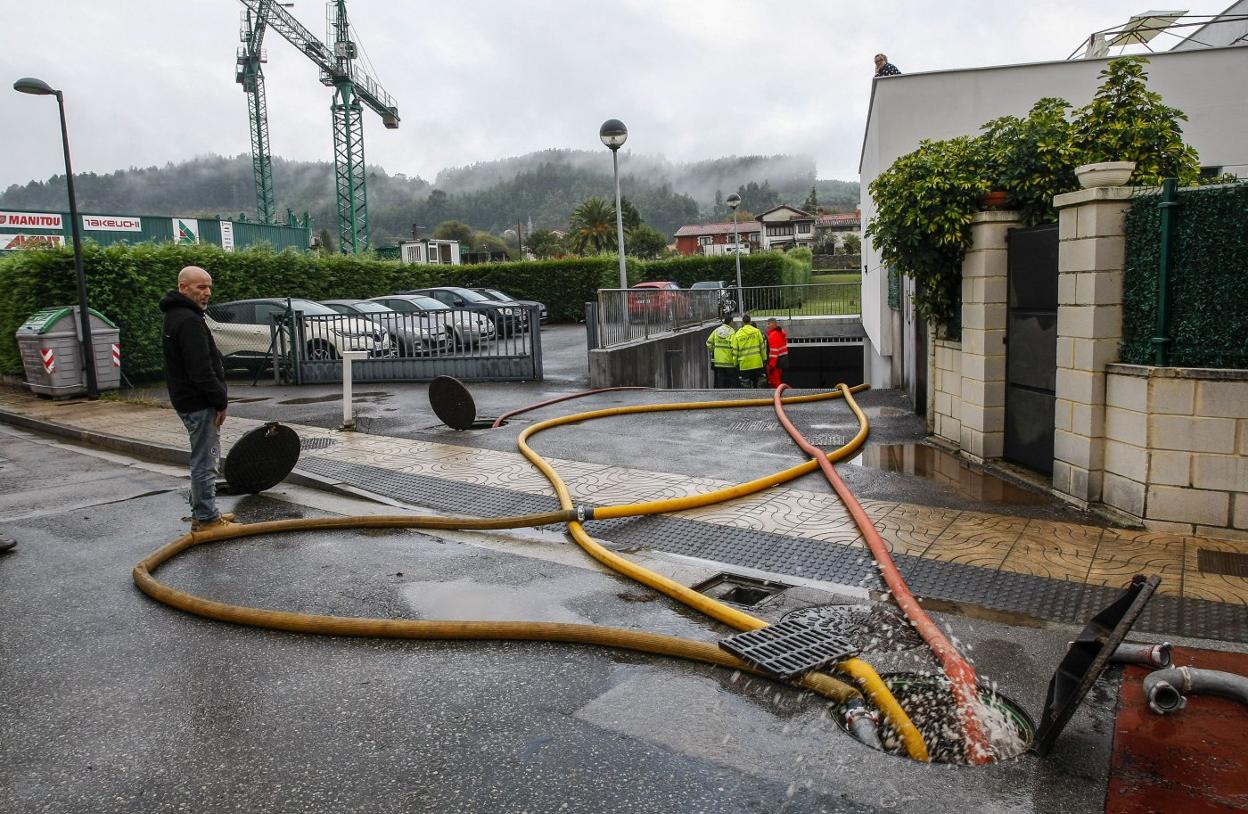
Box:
[837,673,1035,765]
[692,573,790,607]
[781,604,924,653]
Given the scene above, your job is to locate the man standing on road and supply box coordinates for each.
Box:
[160,266,234,532]
[706,315,737,388]
[765,317,789,388]
[732,314,767,388]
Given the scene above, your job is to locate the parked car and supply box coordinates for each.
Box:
[204,298,391,368]
[471,288,548,324]
[404,286,529,335]
[321,298,451,356]
[690,280,737,317]
[368,294,496,347]
[628,280,685,321]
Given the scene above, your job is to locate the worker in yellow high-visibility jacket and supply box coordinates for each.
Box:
[732,314,767,388]
[705,316,737,388]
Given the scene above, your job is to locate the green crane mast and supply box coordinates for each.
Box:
[237,0,400,252]
[236,0,275,224]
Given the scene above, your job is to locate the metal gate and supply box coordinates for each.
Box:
[1004,224,1058,474]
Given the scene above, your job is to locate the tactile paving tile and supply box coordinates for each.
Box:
[978,569,1086,623]
[1183,597,1248,642]
[298,457,562,517]
[299,437,339,451]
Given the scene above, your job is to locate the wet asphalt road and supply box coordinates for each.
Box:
[0,424,1139,813]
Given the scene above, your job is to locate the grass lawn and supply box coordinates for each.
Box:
[749,274,862,317]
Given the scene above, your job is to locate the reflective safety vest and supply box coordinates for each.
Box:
[767,327,789,363]
[706,324,736,368]
[732,324,766,371]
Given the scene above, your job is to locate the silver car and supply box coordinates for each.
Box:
[368,294,496,347]
[322,298,450,357]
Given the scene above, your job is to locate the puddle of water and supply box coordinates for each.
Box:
[848,444,1047,505]
[399,579,588,623]
[277,394,341,405]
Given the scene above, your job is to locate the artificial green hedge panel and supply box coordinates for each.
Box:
[1122,183,1248,369]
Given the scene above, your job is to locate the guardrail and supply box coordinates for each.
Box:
[270,305,542,383]
[594,282,861,349]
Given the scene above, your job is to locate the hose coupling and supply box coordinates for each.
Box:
[844,698,883,751]
[575,504,594,522]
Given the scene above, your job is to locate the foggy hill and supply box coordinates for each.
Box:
[0,152,859,246]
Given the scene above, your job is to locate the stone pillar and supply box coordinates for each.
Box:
[1051,186,1133,505]
[958,210,1019,462]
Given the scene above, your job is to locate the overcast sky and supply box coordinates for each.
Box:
[0,1,1206,191]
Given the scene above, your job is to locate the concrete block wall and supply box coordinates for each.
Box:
[930,338,963,445]
[1050,186,1134,506]
[1103,364,1248,539]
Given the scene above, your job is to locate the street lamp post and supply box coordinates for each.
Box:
[13,76,98,399]
[726,192,743,314]
[599,118,629,290]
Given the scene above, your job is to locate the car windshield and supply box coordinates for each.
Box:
[446,288,492,303]
[691,281,722,289]
[347,301,393,314]
[406,296,449,310]
[480,289,510,301]
[289,299,338,316]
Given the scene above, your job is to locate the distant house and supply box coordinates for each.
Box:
[814,209,861,249]
[757,205,816,251]
[673,221,762,256]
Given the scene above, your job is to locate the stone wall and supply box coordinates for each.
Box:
[1103,364,1248,538]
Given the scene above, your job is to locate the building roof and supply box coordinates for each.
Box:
[816,212,861,227]
[673,222,763,238]
[757,204,815,221]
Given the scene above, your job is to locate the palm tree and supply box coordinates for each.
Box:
[568,197,617,255]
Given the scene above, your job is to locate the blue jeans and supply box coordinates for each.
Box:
[179,408,221,522]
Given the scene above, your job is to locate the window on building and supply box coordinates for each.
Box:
[796,222,812,234]
[766,224,794,237]
[699,235,713,246]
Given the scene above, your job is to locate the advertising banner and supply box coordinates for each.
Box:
[82,214,142,232]
[172,217,200,245]
[219,220,235,252]
[1,233,66,250]
[0,211,62,229]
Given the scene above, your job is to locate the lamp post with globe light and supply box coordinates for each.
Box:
[599,118,629,290]
[726,192,743,314]
[13,76,98,399]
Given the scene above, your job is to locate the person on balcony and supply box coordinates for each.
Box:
[765,318,789,388]
[873,53,902,77]
[706,315,738,388]
[733,315,767,388]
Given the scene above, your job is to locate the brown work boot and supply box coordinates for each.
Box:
[191,514,237,532]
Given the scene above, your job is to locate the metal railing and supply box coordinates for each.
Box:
[594,282,861,349]
[268,305,542,383]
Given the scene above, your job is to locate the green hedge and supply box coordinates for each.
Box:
[0,243,811,379]
[1122,183,1248,368]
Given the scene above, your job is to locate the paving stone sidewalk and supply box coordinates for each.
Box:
[3,387,1246,642]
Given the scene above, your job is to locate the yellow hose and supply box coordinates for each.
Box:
[133,384,928,761]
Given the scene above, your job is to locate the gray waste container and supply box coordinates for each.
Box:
[16,306,121,397]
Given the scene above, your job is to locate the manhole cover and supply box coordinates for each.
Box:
[719,618,859,680]
[428,376,476,430]
[782,604,924,653]
[222,422,301,494]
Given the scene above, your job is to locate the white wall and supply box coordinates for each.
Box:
[858,44,1248,391]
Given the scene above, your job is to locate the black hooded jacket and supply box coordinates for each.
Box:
[160,290,228,414]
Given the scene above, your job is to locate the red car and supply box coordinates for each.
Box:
[628,281,682,321]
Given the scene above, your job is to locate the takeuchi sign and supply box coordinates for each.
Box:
[0,211,62,229]
[82,214,142,232]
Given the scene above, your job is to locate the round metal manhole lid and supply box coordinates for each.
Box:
[782,604,924,653]
[222,422,301,494]
[428,375,477,430]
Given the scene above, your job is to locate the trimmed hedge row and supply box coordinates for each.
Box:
[0,243,810,379]
[1122,183,1248,369]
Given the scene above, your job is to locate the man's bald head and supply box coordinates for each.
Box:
[178,266,213,309]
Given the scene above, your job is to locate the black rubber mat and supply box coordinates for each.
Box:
[719,618,859,679]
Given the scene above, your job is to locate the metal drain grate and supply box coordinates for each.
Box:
[782,604,924,653]
[1198,549,1248,578]
[299,437,339,451]
[719,618,859,680]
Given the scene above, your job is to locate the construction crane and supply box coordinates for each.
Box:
[236,0,400,252]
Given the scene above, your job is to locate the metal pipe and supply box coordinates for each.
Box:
[1152,177,1179,366]
[1143,666,1248,715]
[1111,641,1172,669]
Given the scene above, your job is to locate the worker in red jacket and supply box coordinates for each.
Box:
[765,317,789,388]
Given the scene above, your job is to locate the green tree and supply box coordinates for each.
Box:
[1071,56,1200,186]
[568,197,618,254]
[432,219,474,245]
[472,230,510,257]
[980,97,1080,226]
[840,233,861,255]
[803,186,818,212]
[525,229,564,259]
[625,224,669,260]
[315,227,336,254]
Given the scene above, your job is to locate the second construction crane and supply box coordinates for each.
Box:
[237,0,399,253]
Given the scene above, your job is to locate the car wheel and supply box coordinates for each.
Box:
[306,340,339,361]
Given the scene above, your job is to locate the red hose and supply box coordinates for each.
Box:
[772,384,993,764]
[491,387,651,428]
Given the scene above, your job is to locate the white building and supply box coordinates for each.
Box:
[859,42,1248,407]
